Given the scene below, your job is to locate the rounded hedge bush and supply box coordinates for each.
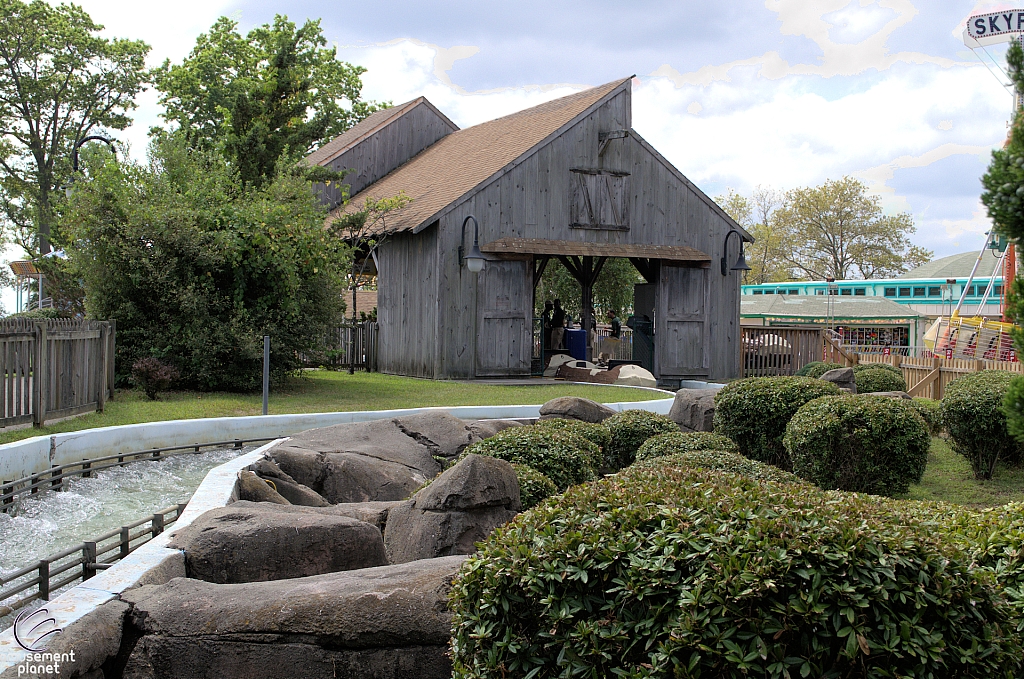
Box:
[633,431,737,463]
[713,376,842,470]
[795,361,843,378]
[632,449,807,485]
[943,370,1022,479]
[784,394,930,496]
[854,366,907,393]
[603,409,678,469]
[510,463,557,509]
[450,463,1022,679]
[1003,374,1024,447]
[461,427,596,490]
[852,362,902,377]
[533,418,610,469]
[911,396,943,435]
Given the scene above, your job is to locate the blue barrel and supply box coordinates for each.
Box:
[565,328,587,360]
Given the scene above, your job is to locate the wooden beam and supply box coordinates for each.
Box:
[557,255,583,281]
[533,255,550,288]
[482,237,710,263]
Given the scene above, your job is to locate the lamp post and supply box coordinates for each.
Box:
[458,215,486,274]
[64,135,116,198]
[720,229,751,276]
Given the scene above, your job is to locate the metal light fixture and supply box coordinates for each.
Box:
[65,135,116,198]
[721,229,751,276]
[459,215,486,273]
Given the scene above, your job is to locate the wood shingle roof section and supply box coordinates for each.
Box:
[326,77,633,234]
[305,97,458,168]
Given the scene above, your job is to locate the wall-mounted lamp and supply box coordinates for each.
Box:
[459,215,486,273]
[720,229,751,276]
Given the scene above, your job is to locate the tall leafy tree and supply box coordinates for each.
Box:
[0,0,149,254]
[776,177,931,280]
[155,15,383,187]
[717,186,792,284]
[982,41,1024,242]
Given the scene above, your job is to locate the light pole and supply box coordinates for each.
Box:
[64,135,116,199]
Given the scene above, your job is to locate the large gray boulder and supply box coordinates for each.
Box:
[236,470,290,504]
[393,412,478,460]
[819,367,856,393]
[538,397,616,423]
[269,419,442,503]
[251,458,330,507]
[384,454,520,564]
[121,556,466,679]
[668,388,720,432]
[466,418,524,439]
[168,501,386,583]
[329,501,403,533]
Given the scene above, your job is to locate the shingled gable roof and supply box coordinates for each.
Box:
[327,77,633,234]
[305,97,458,168]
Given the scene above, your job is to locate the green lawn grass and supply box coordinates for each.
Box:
[906,436,1024,508]
[0,370,668,445]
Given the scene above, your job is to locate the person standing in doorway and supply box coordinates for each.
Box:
[551,299,566,350]
[599,309,622,365]
[542,301,553,352]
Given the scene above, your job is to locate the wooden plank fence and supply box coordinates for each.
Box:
[742,327,824,377]
[0,319,115,428]
[300,321,379,371]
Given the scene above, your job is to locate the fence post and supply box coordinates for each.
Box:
[98,322,109,412]
[152,512,164,537]
[932,356,941,400]
[120,527,130,559]
[108,320,116,400]
[82,542,96,580]
[33,321,47,427]
[38,560,49,600]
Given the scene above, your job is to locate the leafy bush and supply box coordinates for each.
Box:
[911,397,943,435]
[794,361,842,378]
[854,366,907,393]
[1003,374,1024,446]
[632,449,807,485]
[533,419,610,469]
[450,463,1022,679]
[785,395,930,496]
[633,431,737,463]
[714,376,842,470]
[131,357,180,400]
[852,362,902,377]
[944,370,1022,479]
[461,427,596,491]
[511,463,557,510]
[61,137,350,391]
[602,409,678,469]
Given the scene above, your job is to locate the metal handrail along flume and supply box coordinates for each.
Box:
[0,437,276,510]
[0,503,187,618]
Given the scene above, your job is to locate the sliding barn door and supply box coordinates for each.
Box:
[656,265,710,377]
[476,260,531,377]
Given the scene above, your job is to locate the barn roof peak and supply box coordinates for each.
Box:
[328,76,635,233]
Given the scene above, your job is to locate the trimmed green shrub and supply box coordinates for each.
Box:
[510,463,557,510]
[853,362,903,377]
[944,370,1022,479]
[603,409,678,469]
[634,431,737,463]
[533,418,610,469]
[450,463,1023,679]
[461,427,596,490]
[785,395,930,496]
[854,366,907,393]
[911,396,943,434]
[795,361,843,377]
[1002,374,1024,446]
[713,376,842,470]
[632,449,807,485]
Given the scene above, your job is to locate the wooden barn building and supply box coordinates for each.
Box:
[307,77,750,386]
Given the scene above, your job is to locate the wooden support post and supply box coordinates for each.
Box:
[98,322,108,412]
[932,357,941,400]
[82,461,91,479]
[120,527,130,559]
[38,560,49,600]
[33,321,46,427]
[152,512,165,537]
[107,320,116,400]
[82,542,96,580]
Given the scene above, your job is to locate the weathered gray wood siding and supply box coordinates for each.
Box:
[315,104,457,209]
[376,227,438,378]
[432,85,741,380]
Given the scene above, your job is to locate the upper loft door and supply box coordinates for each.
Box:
[476,259,531,377]
[656,264,710,377]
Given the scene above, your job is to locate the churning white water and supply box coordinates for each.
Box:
[0,447,249,624]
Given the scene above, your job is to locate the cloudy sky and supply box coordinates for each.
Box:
[34,1,1024,267]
